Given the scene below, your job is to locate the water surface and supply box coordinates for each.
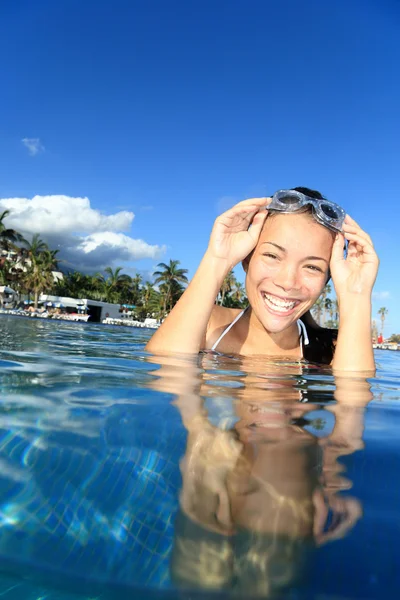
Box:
[0,315,399,599]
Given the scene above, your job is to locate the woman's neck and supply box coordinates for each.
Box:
[238,307,302,356]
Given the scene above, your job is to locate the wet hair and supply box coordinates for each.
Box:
[291,186,324,200]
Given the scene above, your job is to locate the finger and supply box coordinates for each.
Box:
[312,490,329,539]
[248,210,268,242]
[343,232,377,257]
[217,204,263,228]
[344,214,361,228]
[317,498,362,544]
[232,197,270,210]
[342,222,373,246]
[344,215,374,245]
[330,232,346,263]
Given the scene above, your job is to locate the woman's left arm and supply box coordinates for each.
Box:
[330,215,379,374]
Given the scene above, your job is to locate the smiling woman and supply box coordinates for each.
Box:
[146,188,379,374]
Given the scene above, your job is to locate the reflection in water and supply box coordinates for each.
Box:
[149,352,370,596]
[0,316,375,598]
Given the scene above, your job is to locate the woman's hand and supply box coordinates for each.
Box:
[207,197,270,268]
[313,490,362,546]
[329,215,379,299]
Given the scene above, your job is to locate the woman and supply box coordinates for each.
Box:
[146,188,379,372]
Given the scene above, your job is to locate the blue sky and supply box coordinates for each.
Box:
[0,0,399,333]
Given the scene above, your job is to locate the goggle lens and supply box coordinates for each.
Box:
[277,193,301,206]
[320,203,339,220]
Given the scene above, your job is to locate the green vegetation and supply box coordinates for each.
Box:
[0,212,247,318]
[311,283,339,329]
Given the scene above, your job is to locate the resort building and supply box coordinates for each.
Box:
[39,294,122,323]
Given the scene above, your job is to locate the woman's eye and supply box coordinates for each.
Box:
[263,253,278,260]
[305,264,323,273]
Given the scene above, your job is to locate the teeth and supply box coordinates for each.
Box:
[263,293,296,312]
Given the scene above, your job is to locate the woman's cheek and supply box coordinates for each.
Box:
[303,273,327,295]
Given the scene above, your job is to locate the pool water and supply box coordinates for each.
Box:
[0,314,399,599]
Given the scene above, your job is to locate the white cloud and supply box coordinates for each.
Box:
[0,195,133,234]
[78,232,164,260]
[0,195,165,272]
[21,138,44,156]
[372,291,391,300]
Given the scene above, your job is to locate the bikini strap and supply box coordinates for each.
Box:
[211,310,309,353]
[297,319,310,346]
[210,308,247,351]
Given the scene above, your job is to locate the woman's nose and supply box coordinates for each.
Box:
[273,265,300,292]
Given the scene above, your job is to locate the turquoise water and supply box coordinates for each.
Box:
[0,314,399,599]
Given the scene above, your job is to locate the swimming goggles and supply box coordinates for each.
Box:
[268,190,346,232]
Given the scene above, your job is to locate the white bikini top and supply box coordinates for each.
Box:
[210,308,309,357]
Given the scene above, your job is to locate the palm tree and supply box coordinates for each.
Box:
[130,273,143,305]
[141,281,155,307]
[312,297,324,326]
[333,298,339,321]
[319,283,331,326]
[378,307,388,338]
[231,281,246,307]
[23,233,49,258]
[219,270,236,306]
[21,234,53,307]
[324,297,333,326]
[0,210,25,252]
[96,267,132,303]
[153,260,188,314]
[146,289,163,319]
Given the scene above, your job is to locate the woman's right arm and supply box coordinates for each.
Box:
[145,197,269,355]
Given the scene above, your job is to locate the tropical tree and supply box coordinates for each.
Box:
[153,260,188,315]
[146,289,164,319]
[219,270,236,306]
[318,284,331,326]
[312,297,324,326]
[141,281,155,307]
[324,297,333,327]
[130,273,143,305]
[378,307,388,337]
[0,260,9,285]
[96,267,132,303]
[20,234,55,307]
[231,281,247,307]
[0,210,25,251]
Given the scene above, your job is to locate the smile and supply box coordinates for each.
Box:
[262,292,299,314]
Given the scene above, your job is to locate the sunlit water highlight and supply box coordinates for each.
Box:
[0,315,399,599]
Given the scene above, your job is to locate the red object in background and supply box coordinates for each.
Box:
[377,334,383,344]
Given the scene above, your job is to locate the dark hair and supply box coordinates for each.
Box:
[291,186,325,200]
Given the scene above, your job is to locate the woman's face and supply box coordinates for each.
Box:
[245,212,334,334]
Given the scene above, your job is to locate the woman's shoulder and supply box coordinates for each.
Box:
[210,304,243,325]
[205,305,244,349]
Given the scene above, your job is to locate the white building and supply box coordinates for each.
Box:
[39,294,122,323]
[1,249,63,283]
